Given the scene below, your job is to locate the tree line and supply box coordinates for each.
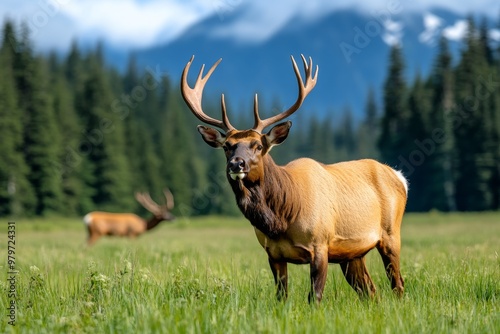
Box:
[379,17,500,212]
[0,17,498,218]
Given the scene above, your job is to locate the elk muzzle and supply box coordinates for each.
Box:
[227,157,247,180]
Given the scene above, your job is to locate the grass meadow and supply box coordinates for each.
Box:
[1,212,499,333]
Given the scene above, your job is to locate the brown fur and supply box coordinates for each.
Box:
[84,212,169,245]
[246,156,407,302]
[198,125,408,302]
[84,191,175,245]
[181,55,407,302]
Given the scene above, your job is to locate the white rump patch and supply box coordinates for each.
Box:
[393,170,408,195]
[83,213,92,225]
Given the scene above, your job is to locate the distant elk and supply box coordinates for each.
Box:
[83,189,175,245]
[180,55,408,302]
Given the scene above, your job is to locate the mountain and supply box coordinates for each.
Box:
[104,8,497,121]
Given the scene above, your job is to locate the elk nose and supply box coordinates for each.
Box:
[228,157,245,172]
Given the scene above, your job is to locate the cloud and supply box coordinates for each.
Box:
[0,0,215,51]
[205,0,499,44]
[210,1,308,43]
[443,20,469,41]
[209,0,403,43]
[60,0,214,49]
[419,12,444,44]
[0,0,498,51]
[381,19,404,46]
[490,29,500,42]
[400,0,499,15]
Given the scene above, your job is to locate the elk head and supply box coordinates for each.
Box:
[135,188,175,221]
[180,55,318,184]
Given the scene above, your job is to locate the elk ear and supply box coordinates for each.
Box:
[265,121,291,147]
[197,125,226,148]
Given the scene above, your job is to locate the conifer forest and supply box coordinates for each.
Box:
[0,17,499,218]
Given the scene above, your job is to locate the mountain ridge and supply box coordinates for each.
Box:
[102,7,497,119]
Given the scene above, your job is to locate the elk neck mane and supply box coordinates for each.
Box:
[230,154,301,238]
[145,216,163,231]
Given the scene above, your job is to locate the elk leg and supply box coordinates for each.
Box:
[87,226,98,245]
[377,238,404,297]
[340,257,376,299]
[87,234,99,246]
[308,251,328,303]
[268,258,288,300]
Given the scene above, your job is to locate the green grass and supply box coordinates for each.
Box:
[1,212,499,333]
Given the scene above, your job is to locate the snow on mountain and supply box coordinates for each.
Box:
[443,20,469,41]
[419,12,444,44]
[99,8,498,120]
[382,19,405,46]
[491,29,500,41]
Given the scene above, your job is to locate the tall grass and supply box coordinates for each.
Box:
[1,213,499,333]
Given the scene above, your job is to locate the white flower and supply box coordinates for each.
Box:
[139,269,151,283]
[95,274,110,283]
[124,260,132,272]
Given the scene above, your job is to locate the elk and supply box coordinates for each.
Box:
[180,55,408,303]
[83,189,175,245]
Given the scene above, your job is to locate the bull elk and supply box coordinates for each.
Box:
[83,189,175,245]
[180,55,408,302]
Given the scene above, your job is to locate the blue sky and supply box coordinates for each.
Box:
[1,0,498,52]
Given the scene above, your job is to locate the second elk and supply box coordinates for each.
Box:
[84,189,175,245]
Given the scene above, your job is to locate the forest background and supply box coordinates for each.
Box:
[0,16,499,218]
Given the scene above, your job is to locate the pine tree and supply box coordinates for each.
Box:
[77,51,133,212]
[378,45,411,171]
[136,123,163,192]
[358,87,379,159]
[49,59,87,215]
[13,25,63,215]
[264,97,300,164]
[406,74,433,211]
[319,115,337,163]
[306,115,324,161]
[429,36,456,211]
[201,146,240,216]
[488,78,500,209]
[334,108,357,162]
[479,18,494,65]
[453,17,493,210]
[65,41,86,93]
[491,15,500,209]
[159,76,207,216]
[0,22,35,215]
[121,57,145,200]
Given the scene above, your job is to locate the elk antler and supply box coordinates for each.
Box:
[135,192,160,215]
[163,188,174,210]
[252,55,318,133]
[181,56,235,132]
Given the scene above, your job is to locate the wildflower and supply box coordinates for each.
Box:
[139,268,151,283]
[124,260,132,273]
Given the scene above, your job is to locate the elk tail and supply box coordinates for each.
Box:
[83,213,92,226]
